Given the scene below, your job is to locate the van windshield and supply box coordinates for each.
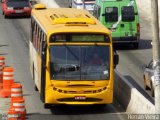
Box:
[105,7,118,22]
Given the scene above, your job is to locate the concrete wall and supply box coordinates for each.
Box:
[114,70,155,113]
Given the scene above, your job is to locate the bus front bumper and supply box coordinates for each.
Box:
[45,88,113,105]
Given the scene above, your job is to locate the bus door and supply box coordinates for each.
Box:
[104,2,120,39]
[119,1,137,39]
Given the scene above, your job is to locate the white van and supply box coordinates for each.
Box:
[68,0,95,14]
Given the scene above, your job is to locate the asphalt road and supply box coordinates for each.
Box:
[0,3,128,120]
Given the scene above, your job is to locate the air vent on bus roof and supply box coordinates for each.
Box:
[34,3,46,10]
[49,13,96,25]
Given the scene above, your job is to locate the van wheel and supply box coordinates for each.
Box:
[133,42,139,49]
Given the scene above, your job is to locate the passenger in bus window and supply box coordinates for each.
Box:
[89,53,102,65]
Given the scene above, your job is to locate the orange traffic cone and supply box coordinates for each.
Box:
[11,83,23,102]
[8,107,20,120]
[1,67,14,98]
[0,56,5,89]
[12,97,26,120]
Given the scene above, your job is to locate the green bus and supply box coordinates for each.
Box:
[93,0,140,49]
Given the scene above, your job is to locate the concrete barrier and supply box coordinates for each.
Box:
[114,70,155,113]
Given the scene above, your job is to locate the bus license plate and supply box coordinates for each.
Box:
[15,10,23,13]
[75,96,86,100]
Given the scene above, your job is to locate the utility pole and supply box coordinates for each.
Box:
[151,0,160,114]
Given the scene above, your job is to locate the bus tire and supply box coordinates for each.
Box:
[94,104,106,108]
[133,42,139,49]
[44,104,51,109]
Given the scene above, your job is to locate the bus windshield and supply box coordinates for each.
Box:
[50,45,110,80]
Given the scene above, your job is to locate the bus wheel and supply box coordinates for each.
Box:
[133,42,139,49]
[44,104,51,109]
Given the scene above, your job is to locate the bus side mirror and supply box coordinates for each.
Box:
[114,54,119,68]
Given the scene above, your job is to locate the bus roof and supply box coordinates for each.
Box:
[31,8,111,35]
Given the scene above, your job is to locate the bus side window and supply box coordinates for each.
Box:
[39,32,43,54]
[33,24,37,48]
[37,30,42,53]
[35,26,39,50]
[31,18,35,42]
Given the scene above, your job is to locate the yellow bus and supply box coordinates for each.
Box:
[29,4,119,108]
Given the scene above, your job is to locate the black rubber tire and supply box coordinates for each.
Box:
[133,42,139,49]
[44,104,51,109]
